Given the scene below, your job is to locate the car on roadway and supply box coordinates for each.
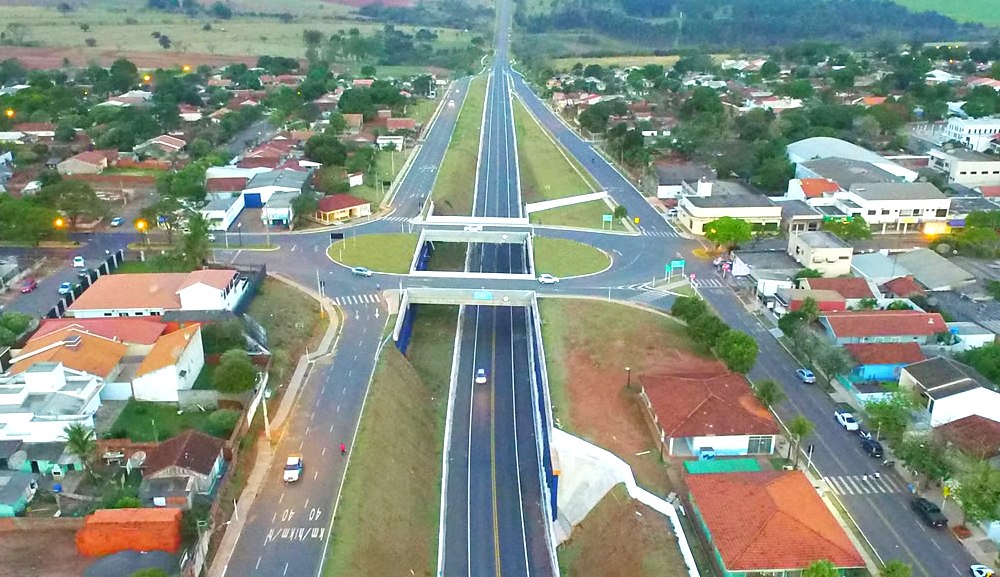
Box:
[860,437,884,458]
[834,409,860,432]
[57,282,73,295]
[448,100,456,108]
[475,368,487,384]
[795,368,816,384]
[20,279,37,294]
[283,454,303,483]
[911,496,948,528]
[72,256,85,268]
[351,266,373,277]
[110,216,125,227]
[537,274,559,284]
[971,565,996,577]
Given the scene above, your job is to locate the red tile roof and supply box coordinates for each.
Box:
[135,325,200,378]
[981,186,1000,198]
[70,150,112,167]
[821,310,947,338]
[12,327,128,378]
[936,415,1000,458]
[844,342,925,366]
[34,318,167,345]
[68,270,237,312]
[641,372,778,438]
[236,156,282,169]
[802,277,876,299]
[316,194,371,213]
[179,269,237,291]
[881,276,926,298]
[13,122,55,132]
[144,430,224,476]
[687,471,864,572]
[386,117,416,131]
[206,177,248,192]
[799,178,840,198]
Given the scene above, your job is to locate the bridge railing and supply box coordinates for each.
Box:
[527,295,560,574]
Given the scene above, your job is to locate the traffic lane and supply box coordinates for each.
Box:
[493,306,530,577]
[442,305,474,577]
[475,70,498,217]
[469,305,499,577]
[222,311,383,577]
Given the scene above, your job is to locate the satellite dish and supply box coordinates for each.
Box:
[7,450,26,471]
[129,451,147,468]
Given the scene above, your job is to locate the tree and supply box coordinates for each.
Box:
[680,86,724,119]
[803,560,839,577]
[4,23,28,47]
[797,296,820,323]
[752,379,785,408]
[704,216,752,249]
[113,496,141,508]
[54,120,76,142]
[687,313,729,348]
[62,423,97,473]
[36,180,107,228]
[895,434,953,488]
[671,296,707,322]
[109,58,139,92]
[957,343,1000,387]
[954,460,1000,525]
[815,343,853,382]
[822,216,872,240]
[202,319,245,354]
[612,205,627,220]
[206,409,240,437]
[787,414,815,467]
[880,560,913,577]
[210,1,232,19]
[177,213,211,268]
[794,268,822,280]
[0,197,58,245]
[778,310,807,337]
[760,60,780,78]
[304,133,348,166]
[751,154,794,192]
[864,391,914,443]
[214,349,257,393]
[716,330,758,373]
[326,112,347,136]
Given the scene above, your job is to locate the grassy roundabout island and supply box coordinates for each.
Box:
[533,237,611,278]
[328,233,419,274]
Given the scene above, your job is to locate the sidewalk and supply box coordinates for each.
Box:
[207,274,341,577]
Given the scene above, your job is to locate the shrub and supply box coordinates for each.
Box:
[206,409,240,438]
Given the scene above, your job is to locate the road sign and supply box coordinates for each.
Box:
[330,232,345,241]
[473,291,493,301]
[722,262,731,271]
[669,259,685,270]
[690,273,696,281]
[602,214,613,223]
[633,217,640,224]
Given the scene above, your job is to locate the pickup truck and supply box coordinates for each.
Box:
[283,454,303,482]
[834,404,860,432]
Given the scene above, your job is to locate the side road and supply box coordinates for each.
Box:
[208,273,342,577]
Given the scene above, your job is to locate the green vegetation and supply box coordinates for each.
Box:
[433,76,487,215]
[513,98,595,203]
[890,0,1000,25]
[550,55,682,70]
[532,237,609,278]
[426,242,468,272]
[323,306,457,577]
[328,233,418,274]
[109,400,233,442]
[528,201,611,230]
[247,277,327,361]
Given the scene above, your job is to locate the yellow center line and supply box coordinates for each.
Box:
[490,320,502,577]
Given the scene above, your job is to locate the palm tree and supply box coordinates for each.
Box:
[62,422,97,474]
[753,379,786,409]
[787,414,815,468]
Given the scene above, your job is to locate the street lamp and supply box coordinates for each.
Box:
[3,108,13,119]
[237,222,243,247]
[53,217,65,230]
[625,366,632,389]
[135,218,148,245]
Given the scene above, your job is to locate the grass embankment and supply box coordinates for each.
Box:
[889,0,1000,24]
[558,484,687,577]
[247,278,327,357]
[532,237,609,278]
[433,76,487,216]
[349,147,413,206]
[328,233,419,274]
[513,99,609,229]
[323,306,458,577]
[427,241,469,272]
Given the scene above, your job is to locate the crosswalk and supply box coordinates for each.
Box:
[824,474,904,496]
[640,228,679,238]
[628,291,672,305]
[331,293,381,306]
[382,216,412,223]
[692,278,725,289]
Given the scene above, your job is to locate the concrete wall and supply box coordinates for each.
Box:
[930,388,1000,427]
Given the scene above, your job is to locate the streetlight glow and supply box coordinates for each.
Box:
[135,219,147,232]
[182,65,191,73]
[54,217,65,228]
[142,74,152,83]
[3,108,13,119]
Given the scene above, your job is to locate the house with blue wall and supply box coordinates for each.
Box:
[844,342,926,382]
[0,471,36,517]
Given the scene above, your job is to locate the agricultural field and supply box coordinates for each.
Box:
[890,0,1000,25]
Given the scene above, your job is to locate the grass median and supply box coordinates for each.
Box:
[327,233,419,274]
[323,306,458,577]
[532,237,609,278]
[433,76,488,216]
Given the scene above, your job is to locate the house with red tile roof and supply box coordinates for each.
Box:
[773,288,846,317]
[10,328,128,380]
[819,310,947,345]
[639,371,779,457]
[57,150,114,175]
[352,78,374,88]
[67,270,245,319]
[312,194,372,224]
[800,277,878,300]
[135,134,186,157]
[386,117,416,132]
[935,414,1000,459]
[12,122,55,140]
[844,342,925,383]
[687,471,864,575]
[880,275,925,298]
[789,177,841,199]
[205,176,249,193]
[33,318,167,345]
[131,325,204,402]
[141,429,225,495]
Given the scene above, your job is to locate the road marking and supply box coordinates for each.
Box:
[256,557,261,570]
[304,498,309,510]
[342,386,347,394]
[279,493,284,504]
[305,426,310,436]
[348,369,353,377]
[336,404,341,413]
[283,562,289,576]
[314,471,318,480]
[272,512,276,523]
[322,447,326,456]
[298,440,303,450]
[329,424,335,433]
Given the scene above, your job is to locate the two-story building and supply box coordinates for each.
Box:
[0,362,103,443]
[928,148,1000,187]
[942,117,1000,153]
[786,231,853,277]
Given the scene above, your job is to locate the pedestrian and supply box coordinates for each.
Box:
[340,443,347,456]
[873,471,881,479]
[861,474,868,482]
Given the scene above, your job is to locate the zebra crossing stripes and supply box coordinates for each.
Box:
[824,474,903,496]
[628,291,671,305]
[382,216,411,223]
[639,228,679,238]
[332,293,381,306]
[692,278,724,289]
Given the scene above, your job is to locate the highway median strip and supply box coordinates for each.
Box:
[432,76,488,216]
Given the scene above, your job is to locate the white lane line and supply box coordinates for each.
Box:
[342,386,347,394]
[305,426,310,436]
[256,557,261,570]
[272,512,276,523]
[279,493,284,504]
[283,562,289,576]
[329,424,335,433]
[304,498,309,510]
[314,470,318,480]
[322,447,326,456]
[336,404,341,413]
[299,440,304,450]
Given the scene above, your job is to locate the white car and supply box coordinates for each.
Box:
[835,410,860,432]
[283,454,303,482]
[448,100,456,108]
[537,274,559,284]
[207,233,216,242]
[972,565,996,577]
[475,368,487,384]
[72,256,85,268]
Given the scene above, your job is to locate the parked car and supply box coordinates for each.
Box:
[834,408,860,432]
[795,368,816,384]
[860,437,883,458]
[110,216,125,227]
[283,454,303,483]
[475,368,487,384]
[911,496,948,528]
[57,282,73,295]
[971,565,996,577]
[19,279,37,293]
[351,266,373,277]
[72,256,85,268]
[537,274,560,285]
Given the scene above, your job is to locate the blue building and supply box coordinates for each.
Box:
[844,342,926,382]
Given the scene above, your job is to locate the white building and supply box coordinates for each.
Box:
[261,191,297,228]
[67,270,246,318]
[786,231,853,277]
[676,181,782,235]
[0,362,103,443]
[241,169,307,208]
[901,357,1000,427]
[130,325,204,403]
[787,137,918,182]
[199,193,244,231]
[924,69,961,85]
[805,182,950,234]
[927,148,1000,187]
[943,117,1000,153]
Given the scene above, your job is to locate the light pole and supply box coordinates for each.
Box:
[237,222,243,247]
[625,366,632,389]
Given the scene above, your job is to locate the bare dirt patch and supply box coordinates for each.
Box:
[2,46,256,70]
[539,299,723,494]
[0,527,89,577]
[558,484,687,577]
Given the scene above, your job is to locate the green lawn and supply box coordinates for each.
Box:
[427,241,468,272]
[890,0,1000,24]
[408,97,440,128]
[192,364,216,390]
[513,98,595,204]
[533,237,609,278]
[114,259,194,274]
[246,278,327,355]
[348,148,412,207]
[327,233,418,274]
[528,201,613,230]
[322,306,456,577]
[433,76,487,216]
[109,399,218,442]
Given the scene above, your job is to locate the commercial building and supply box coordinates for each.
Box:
[942,117,1000,152]
[786,231,852,277]
[676,181,781,235]
[928,148,1000,187]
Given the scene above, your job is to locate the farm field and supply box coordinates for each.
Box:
[890,0,1000,25]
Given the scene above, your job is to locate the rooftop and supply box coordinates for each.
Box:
[891,248,974,291]
[687,471,864,572]
[798,178,840,198]
[938,148,999,162]
[654,162,717,185]
[144,429,223,476]
[881,276,926,298]
[848,182,946,201]
[800,158,898,189]
[904,356,990,395]
[795,230,850,249]
[68,270,237,313]
[641,372,778,438]
[0,471,35,505]
[936,415,1000,458]
[316,194,371,213]
[844,342,925,366]
[33,318,166,345]
[135,325,200,378]
[686,181,775,209]
[245,169,308,191]
[787,136,889,166]
[775,198,822,219]
[734,251,802,276]
[821,310,947,338]
[12,328,128,378]
[801,277,877,299]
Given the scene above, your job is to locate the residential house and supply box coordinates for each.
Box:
[773,288,846,318]
[342,113,364,135]
[10,328,128,381]
[800,277,878,301]
[386,117,416,132]
[785,177,840,201]
[17,441,83,475]
[900,356,1000,427]
[261,191,297,228]
[818,182,950,235]
[938,322,996,353]
[241,169,307,208]
[639,371,779,457]
[942,117,1000,153]
[12,122,55,141]
[312,194,372,224]
[134,134,186,158]
[929,148,1000,187]
[731,250,803,300]
[653,162,716,199]
[32,318,168,345]
[376,135,405,151]
[686,471,865,577]
[178,104,203,122]
[925,69,961,84]
[67,270,246,319]
[786,231,852,277]
[851,252,913,286]
[844,342,925,382]
[676,181,781,235]
[935,415,1000,460]
[130,325,204,403]
[97,90,153,108]
[57,151,111,175]
[0,471,36,517]
[0,362,104,443]
[967,77,1000,92]
[352,78,374,88]
[141,430,225,495]
[881,276,925,299]
[819,310,947,345]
